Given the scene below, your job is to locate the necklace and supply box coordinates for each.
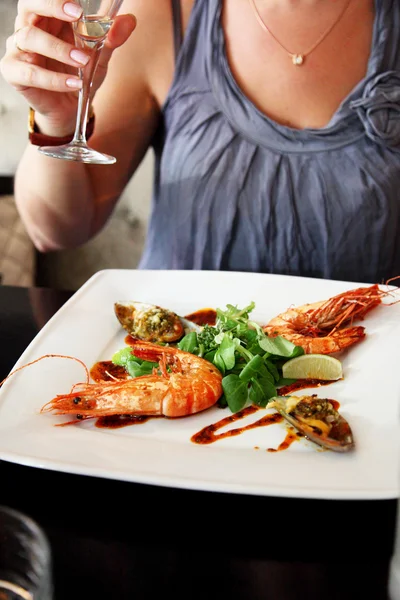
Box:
[248,0,353,66]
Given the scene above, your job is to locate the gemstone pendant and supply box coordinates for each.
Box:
[292,54,304,66]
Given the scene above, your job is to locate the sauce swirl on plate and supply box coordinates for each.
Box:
[184,308,217,326]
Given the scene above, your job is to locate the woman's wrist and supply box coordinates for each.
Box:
[29,107,95,146]
[32,110,78,139]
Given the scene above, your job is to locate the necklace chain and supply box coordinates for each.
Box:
[248,0,353,66]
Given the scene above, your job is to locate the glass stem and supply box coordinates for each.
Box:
[72,41,104,145]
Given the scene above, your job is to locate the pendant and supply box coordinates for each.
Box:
[292,54,304,66]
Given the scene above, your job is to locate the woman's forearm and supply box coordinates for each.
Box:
[14,143,96,252]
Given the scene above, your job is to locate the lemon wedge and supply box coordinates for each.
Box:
[282,354,343,381]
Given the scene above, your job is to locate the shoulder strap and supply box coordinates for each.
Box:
[171,0,183,61]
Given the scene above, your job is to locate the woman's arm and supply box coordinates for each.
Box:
[2,0,176,252]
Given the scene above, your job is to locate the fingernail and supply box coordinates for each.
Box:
[63,2,83,18]
[66,77,82,89]
[70,49,90,65]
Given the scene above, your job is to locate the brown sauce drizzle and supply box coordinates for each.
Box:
[95,414,159,429]
[278,378,337,395]
[267,428,304,452]
[191,405,283,445]
[90,361,129,383]
[184,308,217,326]
[191,389,340,450]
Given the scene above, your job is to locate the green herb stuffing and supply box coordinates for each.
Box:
[112,302,303,414]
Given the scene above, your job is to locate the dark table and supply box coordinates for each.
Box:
[0,285,396,599]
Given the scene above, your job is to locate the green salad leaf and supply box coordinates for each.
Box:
[112,347,158,378]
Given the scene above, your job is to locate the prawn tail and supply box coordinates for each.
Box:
[304,325,366,354]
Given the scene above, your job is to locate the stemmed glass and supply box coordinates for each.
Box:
[38,0,123,165]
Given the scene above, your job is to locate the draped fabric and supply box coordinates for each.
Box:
[139,0,400,283]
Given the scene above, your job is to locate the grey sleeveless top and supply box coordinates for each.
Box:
[139,0,400,283]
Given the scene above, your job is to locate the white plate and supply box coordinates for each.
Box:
[0,269,399,500]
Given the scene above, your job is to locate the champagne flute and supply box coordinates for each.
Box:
[38,0,123,165]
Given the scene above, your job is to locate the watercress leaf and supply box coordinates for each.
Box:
[249,377,277,407]
[236,322,249,337]
[224,318,240,331]
[222,374,249,413]
[231,363,245,375]
[257,334,302,358]
[247,341,267,357]
[204,349,217,363]
[213,351,226,375]
[247,320,266,338]
[178,332,198,353]
[124,360,137,377]
[248,378,264,406]
[112,347,134,367]
[234,302,256,319]
[241,329,258,345]
[241,329,269,355]
[264,359,280,383]
[257,362,275,383]
[216,302,256,330]
[126,359,157,378]
[239,355,264,382]
[125,360,142,377]
[142,360,159,372]
[290,345,305,358]
[217,333,237,370]
[218,395,228,408]
[214,331,225,345]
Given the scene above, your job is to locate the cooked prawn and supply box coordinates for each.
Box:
[263,281,399,354]
[40,340,223,421]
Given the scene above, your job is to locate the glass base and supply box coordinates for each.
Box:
[38,142,116,165]
[0,580,33,600]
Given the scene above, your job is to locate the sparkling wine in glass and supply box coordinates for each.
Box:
[38,0,124,165]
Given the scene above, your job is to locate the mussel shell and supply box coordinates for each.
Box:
[269,395,354,453]
[114,301,201,343]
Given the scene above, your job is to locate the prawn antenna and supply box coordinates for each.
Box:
[0,354,90,389]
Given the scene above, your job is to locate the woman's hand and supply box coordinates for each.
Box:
[0,0,136,136]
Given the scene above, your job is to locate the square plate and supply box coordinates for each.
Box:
[0,269,399,500]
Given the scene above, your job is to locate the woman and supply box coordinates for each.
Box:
[1,0,399,282]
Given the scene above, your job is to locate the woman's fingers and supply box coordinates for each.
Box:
[1,56,82,92]
[95,14,136,74]
[15,0,82,27]
[106,14,137,49]
[8,25,90,67]
[1,10,136,96]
